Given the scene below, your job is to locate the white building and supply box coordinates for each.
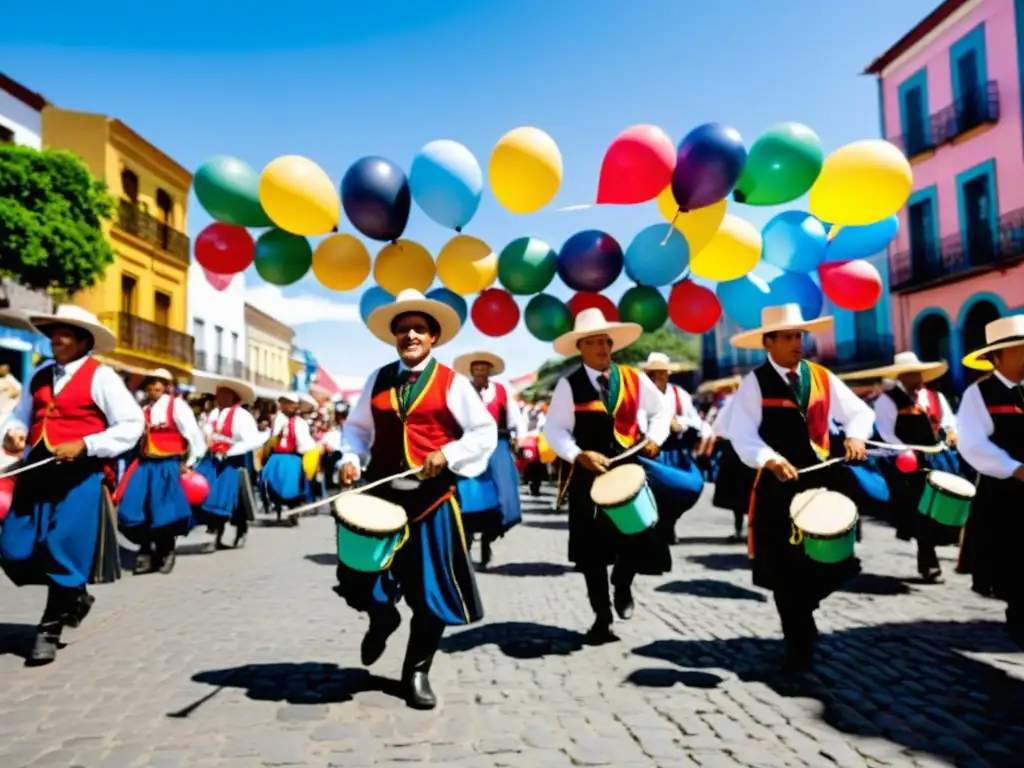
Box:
[188,267,248,382]
[0,72,44,148]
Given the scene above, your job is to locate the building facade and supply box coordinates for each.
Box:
[189,268,247,381]
[0,72,43,149]
[866,0,1024,393]
[245,303,293,399]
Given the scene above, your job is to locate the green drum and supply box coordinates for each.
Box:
[789,488,859,564]
[334,494,409,572]
[590,464,658,535]
[918,470,975,527]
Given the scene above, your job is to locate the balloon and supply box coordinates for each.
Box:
[524,294,573,342]
[194,223,255,275]
[426,287,468,325]
[359,286,394,323]
[497,237,557,295]
[374,240,435,295]
[618,285,668,333]
[537,433,556,464]
[259,155,340,236]
[762,211,828,273]
[671,123,746,211]
[193,156,273,227]
[489,127,562,214]
[895,450,918,474]
[690,215,761,281]
[471,288,520,337]
[312,234,370,291]
[824,216,899,263]
[436,235,497,296]
[655,189,726,255]
[203,268,233,292]
[818,259,883,311]
[733,123,823,205]
[557,230,623,292]
[302,449,320,481]
[668,280,721,334]
[341,156,412,242]
[624,224,689,286]
[409,140,483,231]
[717,271,772,329]
[767,270,824,321]
[181,470,210,506]
[0,476,13,522]
[567,292,619,321]
[809,139,913,226]
[253,229,312,286]
[597,125,675,205]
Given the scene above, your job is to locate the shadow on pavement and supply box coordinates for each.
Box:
[0,623,36,660]
[303,553,338,566]
[482,562,574,577]
[625,668,724,689]
[686,553,750,572]
[674,535,740,546]
[442,621,586,660]
[840,572,912,596]
[655,578,768,603]
[631,620,1024,765]
[522,519,568,530]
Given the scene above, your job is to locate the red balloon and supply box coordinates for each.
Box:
[818,259,882,312]
[567,292,619,321]
[194,223,255,275]
[597,125,676,205]
[471,289,520,337]
[0,476,13,522]
[668,280,722,334]
[181,470,210,506]
[203,268,233,291]
[895,450,918,474]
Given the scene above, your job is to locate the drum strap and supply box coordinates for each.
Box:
[381,525,411,570]
[746,469,763,558]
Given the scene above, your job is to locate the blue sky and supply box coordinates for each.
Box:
[3,0,937,380]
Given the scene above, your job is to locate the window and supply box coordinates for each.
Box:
[214,325,224,357]
[907,187,939,279]
[156,189,174,250]
[957,159,997,267]
[121,274,137,315]
[155,292,171,327]
[120,169,139,203]
[193,318,206,350]
[898,69,930,156]
[0,125,13,144]
[231,332,239,361]
[950,23,989,135]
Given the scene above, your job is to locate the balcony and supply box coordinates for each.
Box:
[195,350,207,372]
[888,81,999,159]
[216,354,245,378]
[106,312,195,367]
[254,372,288,390]
[824,335,896,373]
[115,200,190,262]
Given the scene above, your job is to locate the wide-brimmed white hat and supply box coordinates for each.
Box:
[962,314,1024,371]
[366,288,461,347]
[192,373,256,404]
[553,308,642,357]
[145,368,174,382]
[298,393,318,413]
[729,304,833,351]
[697,375,743,394]
[453,351,505,376]
[640,352,683,372]
[838,351,947,383]
[25,304,116,354]
[278,392,300,403]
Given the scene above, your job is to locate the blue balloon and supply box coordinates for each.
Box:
[671,123,747,211]
[557,230,624,292]
[768,270,823,320]
[824,216,899,263]
[624,224,690,287]
[762,211,828,273]
[341,156,411,242]
[426,287,468,325]
[359,286,394,323]
[717,272,772,329]
[409,141,483,231]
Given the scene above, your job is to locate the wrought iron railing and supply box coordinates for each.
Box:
[888,80,999,158]
[194,350,207,371]
[115,201,190,262]
[216,355,245,378]
[105,312,194,366]
[254,372,288,389]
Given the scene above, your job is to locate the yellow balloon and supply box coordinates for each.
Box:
[809,139,913,226]
[655,187,727,255]
[436,235,497,296]
[259,155,340,236]
[690,214,761,281]
[302,449,320,481]
[488,127,562,214]
[537,433,556,464]
[312,234,370,291]
[374,240,435,295]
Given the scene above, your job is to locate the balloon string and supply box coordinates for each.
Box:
[661,211,681,246]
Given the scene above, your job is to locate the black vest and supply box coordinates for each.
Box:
[885,386,939,446]
[567,366,624,458]
[977,376,1024,463]
[753,362,821,470]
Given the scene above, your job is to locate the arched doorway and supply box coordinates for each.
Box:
[962,299,1001,384]
[915,313,952,395]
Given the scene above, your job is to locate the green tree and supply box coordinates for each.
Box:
[0,145,115,294]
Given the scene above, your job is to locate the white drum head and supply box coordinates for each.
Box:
[790,488,858,535]
[927,470,976,499]
[335,494,408,533]
[591,464,647,506]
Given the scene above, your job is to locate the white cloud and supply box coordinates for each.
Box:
[245,285,360,326]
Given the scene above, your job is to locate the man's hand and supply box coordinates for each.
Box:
[509,438,518,453]
[421,450,448,479]
[765,457,799,482]
[945,429,958,448]
[340,463,361,486]
[576,450,610,474]
[180,462,189,476]
[844,438,868,462]
[640,441,660,459]
[3,428,26,454]
[52,439,87,463]
[669,419,683,434]
[697,436,716,457]
[1014,465,1024,482]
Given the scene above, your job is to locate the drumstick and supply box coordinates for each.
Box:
[281,466,423,519]
[0,456,55,480]
[865,439,945,454]
[608,439,651,465]
[797,449,900,475]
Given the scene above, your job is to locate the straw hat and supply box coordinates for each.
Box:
[145,368,174,382]
[25,304,116,354]
[278,393,300,403]
[553,308,643,357]
[697,375,742,394]
[365,288,461,347]
[838,352,947,383]
[192,373,256,404]
[729,304,833,351]
[453,351,505,376]
[962,314,1024,371]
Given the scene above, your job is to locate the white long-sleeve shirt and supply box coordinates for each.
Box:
[475,381,525,436]
[730,358,875,470]
[873,382,956,446]
[340,356,497,479]
[270,411,318,455]
[145,393,207,467]
[1,357,144,459]
[957,371,1024,480]
[544,364,670,464]
[711,395,735,440]
[206,405,265,458]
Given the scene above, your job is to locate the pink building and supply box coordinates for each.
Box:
[866,0,1024,393]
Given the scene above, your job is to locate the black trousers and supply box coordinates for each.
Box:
[581,564,635,624]
[915,516,940,574]
[369,604,446,677]
[40,584,86,625]
[773,589,817,651]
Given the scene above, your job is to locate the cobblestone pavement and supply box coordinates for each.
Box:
[2,484,1023,768]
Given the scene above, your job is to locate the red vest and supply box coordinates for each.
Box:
[28,357,108,448]
[209,406,239,454]
[143,395,188,457]
[273,416,299,454]
[482,382,508,428]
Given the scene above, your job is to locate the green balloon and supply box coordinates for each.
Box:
[733,123,824,206]
[194,156,274,227]
[498,237,557,295]
[254,228,312,286]
[618,285,667,333]
[524,293,572,342]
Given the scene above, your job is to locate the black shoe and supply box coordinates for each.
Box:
[233,532,246,549]
[613,588,634,621]
[158,550,176,574]
[27,623,62,666]
[360,608,401,666]
[63,592,94,629]
[584,619,619,645]
[289,514,300,527]
[405,671,437,710]
[921,567,944,584]
[133,554,154,575]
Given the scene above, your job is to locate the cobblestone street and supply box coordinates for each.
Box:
[2,485,1023,768]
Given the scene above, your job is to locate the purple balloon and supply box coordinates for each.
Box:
[341,156,411,242]
[671,123,747,211]
[557,230,623,292]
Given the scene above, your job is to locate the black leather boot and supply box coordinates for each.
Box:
[133,553,153,575]
[613,586,635,620]
[63,591,94,629]
[360,606,401,666]
[27,622,62,666]
[402,611,444,710]
[584,618,619,645]
[158,549,177,574]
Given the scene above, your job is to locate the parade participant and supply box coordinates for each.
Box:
[336,288,496,710]
[957,314,1024,644]
[452,351,524,569]
[700,377,750,541]
[260,393,318,526]
[0,305,144,665]
[728,304,874,672]
[543,309,669,643]
[116,368,205,575]
[520,400,549,497]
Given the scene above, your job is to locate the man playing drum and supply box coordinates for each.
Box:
[956,315,1024,648]
[336,289,497,710]
[543,309,668,644]
[728,304,874,673]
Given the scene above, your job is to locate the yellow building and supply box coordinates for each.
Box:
[245,303,294,399]
[41,107,195,377]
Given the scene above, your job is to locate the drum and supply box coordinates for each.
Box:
[334,494,409,572]
[789,488,859,564]
[590,464,657,535]
[918,470,975,527]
